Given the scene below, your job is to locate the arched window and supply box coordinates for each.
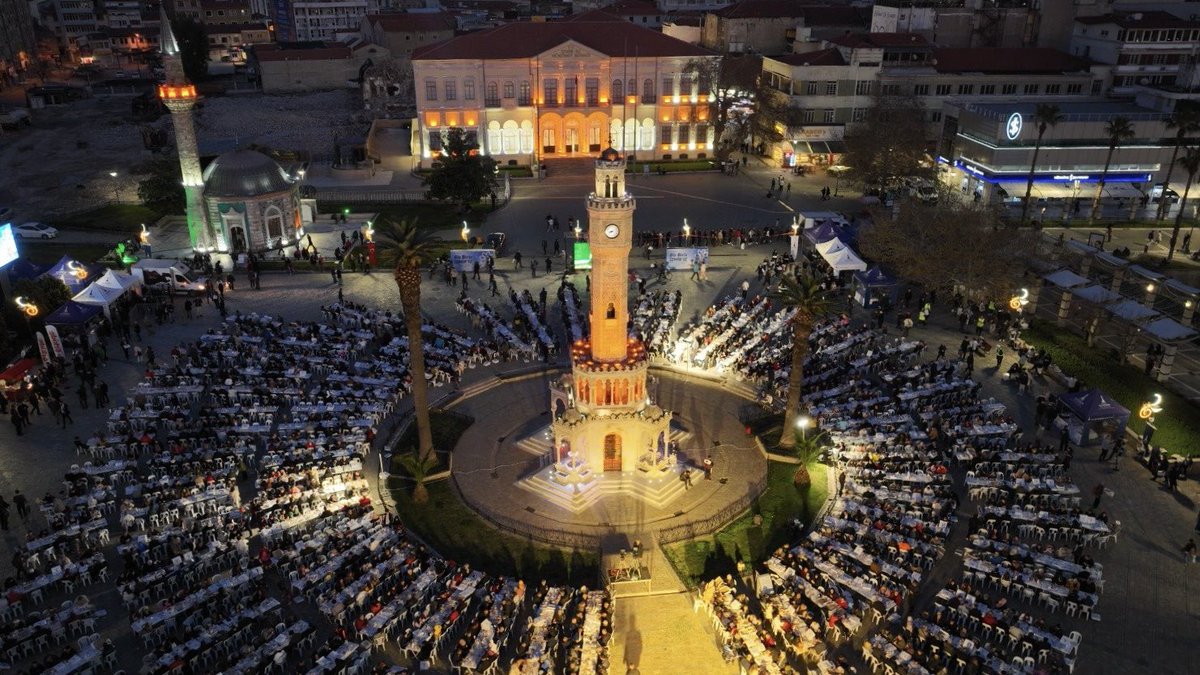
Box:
[487,121,501,155]
[263,205,284,243]
[486,81,498,106]
[627,80,636,99]
[612,79,624,99]
[642,78,654,102]
[606,302,616,319]
[520,120,534,154]
[502,120,519,155]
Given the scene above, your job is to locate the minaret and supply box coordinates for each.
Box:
[585,147,636,362]
[158,8,211,251]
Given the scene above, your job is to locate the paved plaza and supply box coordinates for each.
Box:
[0,163,1198,673]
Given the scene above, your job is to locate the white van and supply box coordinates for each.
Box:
[131,259,206,293]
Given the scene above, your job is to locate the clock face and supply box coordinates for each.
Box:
[604,224,620,239]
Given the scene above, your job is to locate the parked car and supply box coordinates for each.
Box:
[485,232,507,255]
[12,222,58,239]
[916,185,939,204]
[1149,184,1180,203]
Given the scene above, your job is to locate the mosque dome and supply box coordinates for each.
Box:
[202,149,295,198]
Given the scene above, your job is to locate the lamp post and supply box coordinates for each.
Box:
[108,170,119,203]
[1138,393,1163,449]
[460,220,470,243]
[682,218,690,244]
[796,415,811,442]
[14,296,38,335]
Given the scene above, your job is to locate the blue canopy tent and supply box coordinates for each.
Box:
[41,255,105,295]
[804,222,845,246]
[44,300,103,327]
[1057,388,1130,447]
[5,258,50,284]
[852,265,897,307]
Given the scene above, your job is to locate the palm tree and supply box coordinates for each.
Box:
[791,429,827,487]
[770,274,832,449]
[1168,145,1200,262]
[395,451,438,504]
[1089,117,1135,224]
[375,218,440,461]
[1020,104,1064,226]
[1156,106,1200,221]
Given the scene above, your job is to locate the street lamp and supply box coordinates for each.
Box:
[364,220,375,243]
[796,415,811,441]
[460,220,470,243]
[682,218,690,243]
[108,170,119,203]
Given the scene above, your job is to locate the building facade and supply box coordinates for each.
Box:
[359,12,456,61]
[1070,11,1200,98]
[273,0,380,42]
[411,10,717,166]
[701,1,867,55]
[252,39,389,92]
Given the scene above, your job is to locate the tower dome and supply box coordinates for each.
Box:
[202,150,295,198]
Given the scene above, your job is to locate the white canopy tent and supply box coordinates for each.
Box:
[94,269,140,293]
[72,283,125,317]
[815,238,848,256]
[821,246,868,273]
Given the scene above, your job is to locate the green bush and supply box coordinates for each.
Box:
[626,160,716,173]
[1025,319,1200,455]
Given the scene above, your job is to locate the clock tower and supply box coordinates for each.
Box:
[586,147,635,362]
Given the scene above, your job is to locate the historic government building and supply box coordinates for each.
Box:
[411,10,718,166]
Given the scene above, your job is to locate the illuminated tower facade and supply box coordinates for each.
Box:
[158,10,213,251]
[549,148,670,476]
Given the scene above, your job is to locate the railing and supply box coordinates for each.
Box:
[313,188,429,204]
[656,471,769,545]
[448,473,604,551]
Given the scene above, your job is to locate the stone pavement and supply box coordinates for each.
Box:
[1,167,1198,673]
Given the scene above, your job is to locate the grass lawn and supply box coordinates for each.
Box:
[389,410,475,475]
[389,478,599,584]
[48,204,163,233]
[626,159,716,174]
[1024,319,1200,456]
[315,202,492,231]
[662,461,829,588]
[19,241,118,266]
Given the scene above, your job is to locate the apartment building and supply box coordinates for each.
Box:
[411,10,717,166]
[1070,10,1200,99]
[359,12,456,61]
[273,0,380,42]
[701,0,868,55]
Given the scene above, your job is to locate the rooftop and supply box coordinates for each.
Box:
[769,48,845,67]
[932,48,1092,74]
[413,10,712,60]
[369,12,458,33]
[252,41,353,62]
[606,0,664,17]
[1076,10,1200,30]
[830,32,929,49]
[713,0,866,24]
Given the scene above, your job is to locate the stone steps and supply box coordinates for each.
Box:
[517,465,688,514]
[515,424,692,457]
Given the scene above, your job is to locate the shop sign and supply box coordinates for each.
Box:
[789,126,844,141]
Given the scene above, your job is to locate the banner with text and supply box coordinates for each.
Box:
[449,249,496,273]
[664,247,709,270]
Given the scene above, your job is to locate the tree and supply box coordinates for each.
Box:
[842,92,933,193]
[790,429,827,487]
[171,17,209,81]
[685,55,757,160]
[1019,104,1064,226]
[1168,145,1200,262]
[374,218,441,462]
[859,200,1037,302]
[1156,104,1200,221]
[13,277,71,317]
[422,127,498,210]
[770,275,832,450]
[395,451,438,504]
[136,157,185,213]
[1089,116,1135,224]
[744,77,794,153]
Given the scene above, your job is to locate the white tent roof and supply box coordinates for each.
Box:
[815,238,847,255]
[1072,285,1122,305]
[1045,269,1089,288]
[821,246,868,273]
[73,283,124,307]
[1107,299,1159,322]
[94,269,139,291]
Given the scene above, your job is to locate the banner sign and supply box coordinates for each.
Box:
[664,247,709,270]
[45,325,65,359]
[449,249,496,273]
[35,333,50,364]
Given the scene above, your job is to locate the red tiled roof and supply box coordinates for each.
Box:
[830,32,928,49]
[932,48,1091,74]
[253,42,352,62]
[714,0,865,22]
[770,48,845,66]
[1076,10,1200,30]
[413,10,712,60]
[370,12,457,33]
[606,0,664,16]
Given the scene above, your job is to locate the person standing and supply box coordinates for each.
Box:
[13,490,29,522]
[60,401,73,428]
[741,279,750,300]
[1091,483,1105,510]
[690,260,700,282]
[703,456,714,480]
[1183,539,1197,563]
[531,259,538,278]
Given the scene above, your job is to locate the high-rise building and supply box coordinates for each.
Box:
[0,0,35,78]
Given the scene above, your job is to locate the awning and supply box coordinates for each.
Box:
[1127,264,1165,283]
[1093,251,1130,269]
[73,283,124,307]
[1143,317,1198,343]
[1045,269,1090,288]
[44,300,103,326]
[1164,278,1200,298]
[1065,240,1099,256]
[1072,285,1122,305]
[1107,299,1159,322]
[0,358,37,384]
